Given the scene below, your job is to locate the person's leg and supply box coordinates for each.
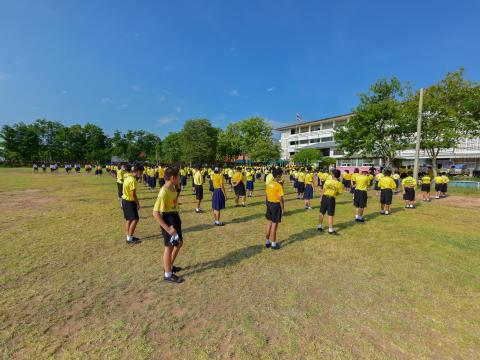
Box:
[270,223,279,247]
[327,215,334,232]
[163,246,174,275]
[265,220,272,241]
[171,241,183,265]
[128,219,139,237]
[196,199,201,210]
[318,212,325,229]
[125,220,131,237]
[235,194,239,205]
[241,196,246,206]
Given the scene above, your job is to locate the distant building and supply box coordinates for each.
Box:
[276,114,480,172]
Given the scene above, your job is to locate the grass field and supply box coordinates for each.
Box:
[1,168,480,359]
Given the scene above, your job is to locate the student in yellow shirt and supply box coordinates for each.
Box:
[434,174,443,199]
[350,168,360,197]
[180,167,187,190]
[116,164,126,200]
[374,171,384,196]
[440,172,449,198]
[420,172,432,201]
[158,165,165,187]
[211,167,227,226]
[152,167,184,284]
[122,164,144,244]
[378,169,396,215]
[228,168,234,192]
[392,172,400,193]
[265,168,284,250]
[353,170,369,222]
[296,168,306,199]
[317,169,343,235]
[303,167,315,210]
[245,168,255,198]
[401,173,416,208]
[193,166,205,213]
[342,170,352,189]
[232,167,247,207]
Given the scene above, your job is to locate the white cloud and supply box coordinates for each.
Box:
[156,115,178,126]
[267,87,276,92]
[132,85,142,92]
[101,97,113,104]
[231,89,240,96]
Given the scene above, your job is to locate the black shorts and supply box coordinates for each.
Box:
[122,199,139,220]
[380,189,393,205]
[159,179,165,187]
[421,183,431,192]
[195,185,204,200]
[441,183,448,193]
[234,182,246,196]
[435,184,442,192]
[403,187,415,201]
[320,195,336,216]
[266,202,282,223]
[297,182,305,193]
[117,182,123,198]
[160,212,183,247]
[353,190,368,208]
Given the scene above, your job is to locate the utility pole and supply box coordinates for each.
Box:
[413,88,424,180]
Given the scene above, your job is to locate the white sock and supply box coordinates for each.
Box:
[127,235,133,241]
[329,228,334,233]
[385,211,389,214]
[164,272,172,278]
[317,224,322,229]
[271,242,277,246]
[265,239,271,244]
[355,215,359,219]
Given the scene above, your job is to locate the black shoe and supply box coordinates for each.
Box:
[163,274,184,283]
[265,241,271,248]
[126,238,141,245]
[235,204,240,207]
[241,204,246,207]
[355,218,365,223]
[328,230,339,235]
[214,222,225,226]
[172,266,183,273]
[271,243,281,250]
[317,226,323,232]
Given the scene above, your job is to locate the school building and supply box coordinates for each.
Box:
[276,113,480,173]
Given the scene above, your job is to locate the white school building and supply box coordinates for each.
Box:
[276,114,480,172]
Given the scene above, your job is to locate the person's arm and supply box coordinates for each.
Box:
[152,211,177,236]
[221,184,227,200]
[280,196,285,213]
[133,189,140,210]
[402,183,406,194]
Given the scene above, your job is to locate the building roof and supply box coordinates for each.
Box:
[275,113,353,131]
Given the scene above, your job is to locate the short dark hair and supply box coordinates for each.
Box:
[400,173,407,179]
[165,167,179,180]
[332,169,340,179]
[273,168,283,178]
[133,164,144,173]
[384,169,392,176]
[125,164,132,172]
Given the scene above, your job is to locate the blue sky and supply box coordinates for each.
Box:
[0,0,479,137]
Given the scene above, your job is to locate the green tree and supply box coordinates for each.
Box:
[216,125,242,162]
[0,122,41,163]
[335,77,414,168]
[161,132,183,164]
[248,138,281,163]
[180,119,218,164]
[292,148,324,165]
[406,69,480,175]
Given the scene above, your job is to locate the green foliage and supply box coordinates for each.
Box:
[405,69,480,174]
[335,77,414,168]
[292,148,323,165]
[180,119,218,164]
[161,132,183,164]
[248,138,281,163]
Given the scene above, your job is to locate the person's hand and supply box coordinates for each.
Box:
[167,226,177,236]
[137,203,141,210]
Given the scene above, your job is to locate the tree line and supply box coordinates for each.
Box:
[0,116,280,165]
[334,68,480,173]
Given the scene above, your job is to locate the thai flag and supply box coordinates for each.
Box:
[296,113,302,123]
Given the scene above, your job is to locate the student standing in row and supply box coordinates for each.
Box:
[378,169,396,215]
[296,168,306,199]
[232,167,247,207]
[194,166,205,213]
[265,168,284,250]
[303,167,314,210]
[246,168,255,198]
[420,172,432,201]
[317,169,342,235]
[211,167,227,226]
[401,173,416,208]
[353,170,369,222]
[441,172,449,197]
[122,164,144,244]
[152,167,184,284]
[116,164,126,201]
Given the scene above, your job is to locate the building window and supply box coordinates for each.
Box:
[289,152,295,156]
[311,125,321,131]
[310,138,320,144]
[289,141,298,146]
[290,129,298,135]
[299,139,309,145]
[321,136,333,142]
[322,122,333,129]
[333,149,344,155]
[300,126,309,133]
[334,120,346,128]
